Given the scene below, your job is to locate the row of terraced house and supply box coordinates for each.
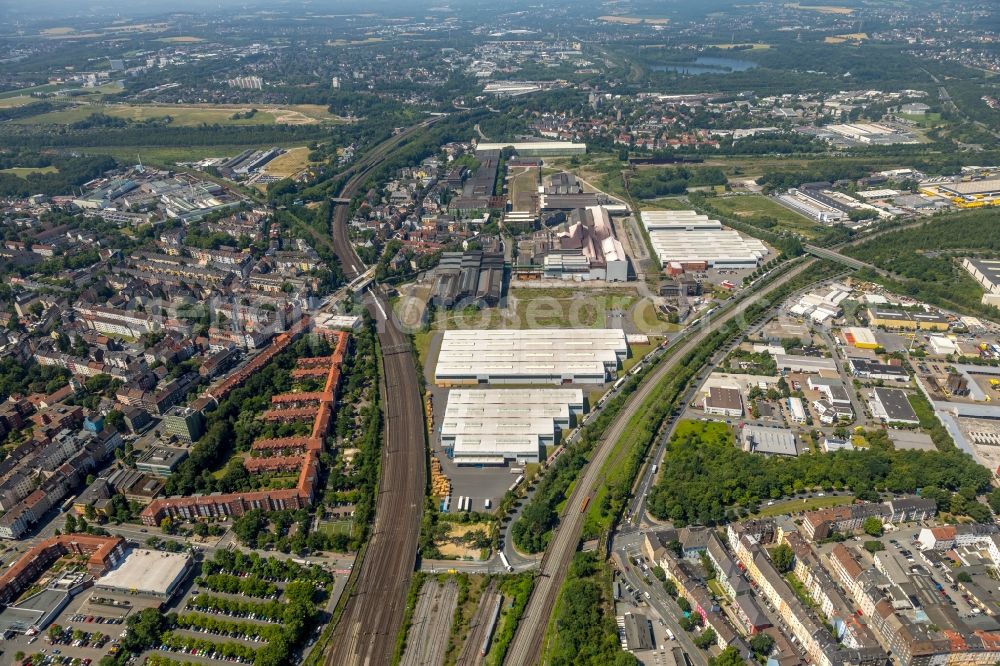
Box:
[139,327,349,526]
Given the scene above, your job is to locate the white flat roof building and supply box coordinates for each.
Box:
[928,336,958,356]
[962,258,1000,307]
[788,397,806,423]
[446,388,584,414]
[94,549,192,599]
[775,354,838,374]
[740,425,797,456]
[641,211,722,232]
[442,389,585,465]
[435,329,628,385]
[475,141,586,156]
[640,210,768,268]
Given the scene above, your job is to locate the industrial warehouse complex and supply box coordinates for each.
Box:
[640,210,769,272]
[962,258,1000,307]
[434,328,629,385]
[441,388,584,465]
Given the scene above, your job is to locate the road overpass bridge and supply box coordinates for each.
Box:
[804,244,880,272]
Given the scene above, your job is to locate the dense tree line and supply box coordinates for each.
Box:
[198,573,279,599]
[201,546,332,586]
[0,357,70,402]
[0,101,55,121]
[0,121,327,150]
[755,161,874,192]
[845,209,1000,318]
[187,594,287,622]
[515,261,841,551]
[546,552,639,666]
[627,166,727,199]
[0,152,116,197]
[647,423,993,526]
[163,335,328,497]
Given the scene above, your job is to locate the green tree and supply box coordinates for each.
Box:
[123,607,167,652]
[233,509,267,545]
[106,409,125,431]
[64,513,77,533]
[771,543,794,573]
[864,541,885,554]
[711,646,744,666]
[751,633,775,656]
[694,628,717,649]
[160,517,175,534]
[989,488,1000,515]
[863,516,883,537]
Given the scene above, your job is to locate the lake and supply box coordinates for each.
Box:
[651,56,758,75]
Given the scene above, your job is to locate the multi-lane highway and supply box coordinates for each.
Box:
[503,258,818,666]
[322,120,438,666]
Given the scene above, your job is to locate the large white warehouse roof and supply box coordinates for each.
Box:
[435,329,628,385]
[639,210,768,267]
[443,388,587,465]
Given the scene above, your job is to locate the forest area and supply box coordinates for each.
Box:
[646,421,994,526]
[844,209,1000,319]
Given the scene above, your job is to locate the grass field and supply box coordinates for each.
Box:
[543,154,626,198]
[0,96,39,109]
[508,166,539,213]
[0,82,121,101]
[825,33,869,44]
[712,43,771,50]
[753,494,853,518]
[317,520,354,537]
[13,104,277,126]
[708,194,824,238]
[899,112,943,127]
[262,146,315,178]
[511,287,638,329]
[642,197,691,211]
[0,84,67,99]
[13,102,345,127]
[599,15,669,24]
[784,3,855,14]
[70,144,287,166]
[622,341,658,373]
[0,166,59,177]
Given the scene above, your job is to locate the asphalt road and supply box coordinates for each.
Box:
[503,258,818,666]
[612,529,708,666]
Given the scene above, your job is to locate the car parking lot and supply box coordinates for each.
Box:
[1,592,131,665]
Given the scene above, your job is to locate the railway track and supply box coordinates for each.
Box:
[457,583,500,666]
[503,259,818,666]
[322,118,440,666]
